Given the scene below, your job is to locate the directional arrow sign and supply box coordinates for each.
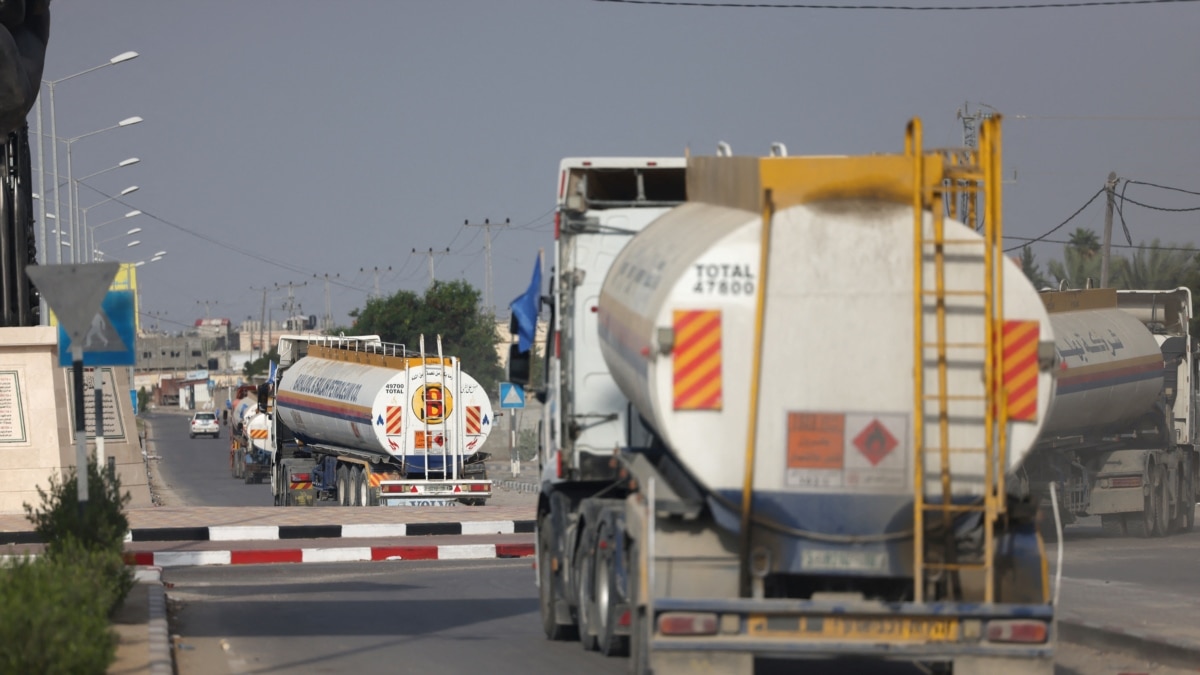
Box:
[26,263,120,350]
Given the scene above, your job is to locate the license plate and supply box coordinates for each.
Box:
[424,484,453,493]
[390,499,457,507]
[749,615,959,643]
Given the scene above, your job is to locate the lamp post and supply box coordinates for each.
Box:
[93,227,142,259]
[62,118,143,262]
[81,189,140,259]
[92,239,141,262]
[86,209,141,260]
[43,51,139,264]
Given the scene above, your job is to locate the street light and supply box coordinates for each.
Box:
[82,189,140,258]
[94,226,142,250]
[42,51,140,264]
[93,239,141,262]
[63,118,143,262]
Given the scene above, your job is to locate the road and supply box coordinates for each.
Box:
[148,409,271,507]
[146,411,1198,674]
[166,560,938,675]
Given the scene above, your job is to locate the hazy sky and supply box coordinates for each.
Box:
[33,0,1200,334]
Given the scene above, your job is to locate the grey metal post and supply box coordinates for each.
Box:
[47,81,61,263]
[1100,171,1117,288]
[72,344,89,514]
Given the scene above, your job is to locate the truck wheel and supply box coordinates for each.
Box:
[538,517,576,641]
[336,465,350,507]
[1154,464,1170,536]
[1100,514,1126,537]
[350,466,365,507]
[595,521,629,657]
[576,531,598,651]
[1182,464,1196,533]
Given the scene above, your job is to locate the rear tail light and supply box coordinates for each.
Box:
[619,610,631,627]
[658,612,718,636]
[290,473,311,483]
[469,483,489,492]
[382,484,404,494]
[1109,476,1142,489]
[986,620,1048,644]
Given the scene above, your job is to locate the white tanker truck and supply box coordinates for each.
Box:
[262,334,495,506]
[1024,287,1198,536]
[520,119,1059,674]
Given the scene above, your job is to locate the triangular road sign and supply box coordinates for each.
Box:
[26,263,119,345]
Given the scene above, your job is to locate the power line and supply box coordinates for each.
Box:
[594,0,1198,9]
[1003,187,1105,252]
[1123,179,1200,198]
[1005,235,1200,253]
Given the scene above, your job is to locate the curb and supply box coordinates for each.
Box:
[0,519,537,546]
[123,542,536,568]
[1058,617,1200,671]
[133,567,173,675]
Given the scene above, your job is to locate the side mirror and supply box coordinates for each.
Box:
[508,344,531,386]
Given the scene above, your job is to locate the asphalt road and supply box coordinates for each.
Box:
[166,560,938,675]
[148,409,272,507]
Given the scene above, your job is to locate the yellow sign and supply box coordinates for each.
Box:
[412,384,453,424]
[749,615,959,643]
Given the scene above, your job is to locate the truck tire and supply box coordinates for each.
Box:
[538,516,576,641]
[1154,464,1170,536]
[336,465,350,507]
[351,466,365,507]
[1182,464,1196,533]
[576,530,598,651]
[595,521,629,657]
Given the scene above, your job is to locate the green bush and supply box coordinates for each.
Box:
[0,555,117,674]
[0,458,135,674]
[25,457,131,556]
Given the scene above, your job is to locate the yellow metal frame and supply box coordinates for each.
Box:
[908,117,1007,604]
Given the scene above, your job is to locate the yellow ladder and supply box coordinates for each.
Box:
[908,117,1008,604]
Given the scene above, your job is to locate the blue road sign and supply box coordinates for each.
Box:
[499,382,525,409]
[58,290,137,367]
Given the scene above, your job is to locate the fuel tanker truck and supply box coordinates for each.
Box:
[1024,287,1198,537]
[229,384,270,482]
[262,334,494,506]
[519,118,1061,674]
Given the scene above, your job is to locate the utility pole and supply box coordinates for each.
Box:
[197,299,217,320]
[463,218,511,315]
[957,102,996,231]
[359,267,391,300]
[275,281,308,330]
[412,248,451,288]
[314,273,339,331]
[250,285,271,360]
[1100,171,1118,288]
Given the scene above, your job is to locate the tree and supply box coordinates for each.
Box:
[1047,227,1117,290]
[1018,246,1051,290]
[1114,240,1200,291]
[243,348,279,380]
[350,280,504,394]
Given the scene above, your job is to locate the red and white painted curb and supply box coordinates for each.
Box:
[123,542,535,568]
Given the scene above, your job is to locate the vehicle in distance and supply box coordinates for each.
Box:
[189,411,220,439]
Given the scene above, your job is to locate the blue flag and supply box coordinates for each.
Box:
[268,360,277,384]
[510,255,542,353]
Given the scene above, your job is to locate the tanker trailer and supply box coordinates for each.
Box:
[529,118,1060,674]
[266,334,494,507]
[1024,287,1198,537]
[228,384,258,479]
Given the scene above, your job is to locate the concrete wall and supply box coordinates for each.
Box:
[0,327,150,514]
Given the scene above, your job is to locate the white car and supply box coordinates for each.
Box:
[189,412,221,439]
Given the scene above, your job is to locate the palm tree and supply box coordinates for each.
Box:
[1047,227,1121,290]
[1114,239,1200,291]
